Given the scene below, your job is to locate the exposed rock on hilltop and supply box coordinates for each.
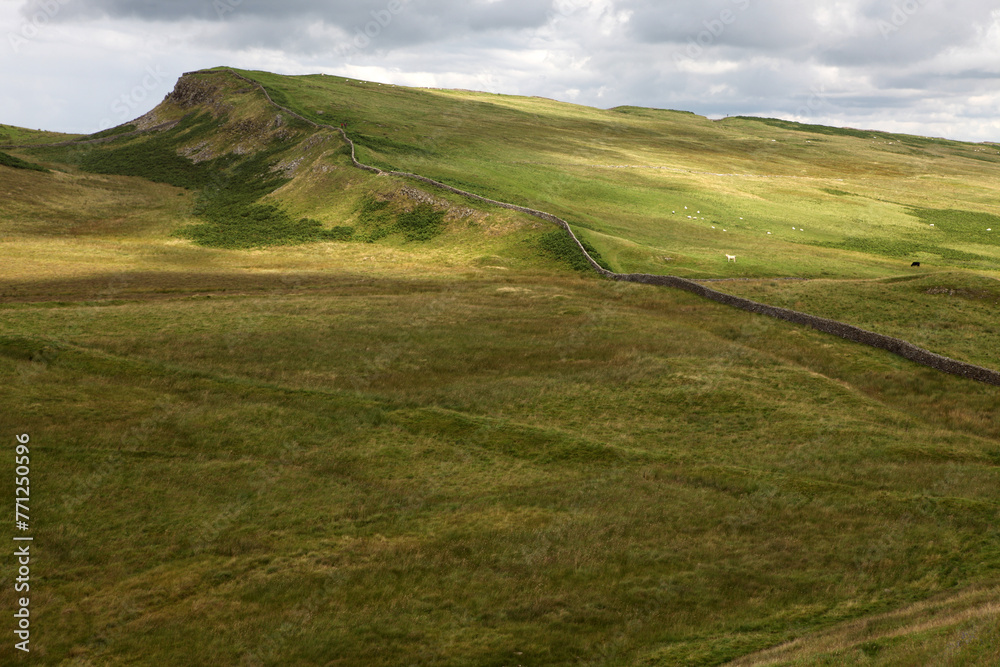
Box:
[166,76,227,111]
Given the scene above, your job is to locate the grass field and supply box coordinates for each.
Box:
[0,123,83,146]
[1,68,999,665]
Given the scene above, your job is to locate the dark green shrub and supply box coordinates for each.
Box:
[396,204,445,241]
[326,226,355,241]
[538,229,610,272]
[0,151,48,172]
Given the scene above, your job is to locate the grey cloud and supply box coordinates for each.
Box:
[21,0,551,35]
[5,0,999,142]
[17,0,555,60]
[624,0,818,51]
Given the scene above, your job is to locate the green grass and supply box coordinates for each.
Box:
[0,123,83,146]
[728,116,962,148]
[3,66,1000,665]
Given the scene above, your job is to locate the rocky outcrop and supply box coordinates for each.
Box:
[166,76,225,110]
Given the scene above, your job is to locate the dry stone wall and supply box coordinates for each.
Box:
[219,69,1000,387]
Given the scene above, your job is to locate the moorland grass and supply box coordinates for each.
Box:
[3,67,1000,665]
[1,270,999,665]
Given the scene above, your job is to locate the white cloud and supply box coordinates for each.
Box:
[0,0,997,142]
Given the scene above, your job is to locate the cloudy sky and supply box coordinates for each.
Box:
[2,0,999,142]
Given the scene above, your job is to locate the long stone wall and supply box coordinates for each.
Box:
[216,69,1000,387]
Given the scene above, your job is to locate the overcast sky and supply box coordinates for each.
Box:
[2,0,998,142]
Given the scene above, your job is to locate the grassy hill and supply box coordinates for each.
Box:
[0,68,999,665]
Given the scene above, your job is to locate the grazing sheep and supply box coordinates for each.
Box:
[726,254,737,262]
[911,261,921,267]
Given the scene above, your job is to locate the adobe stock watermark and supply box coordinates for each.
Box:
[547,0,590,22]
[94,65,170,133]
[877,0,930,39]
[7,0,71,54]
[335,0,411,58]
[674,0,752,67]
[795,84,830,118]
[213,0,244,21]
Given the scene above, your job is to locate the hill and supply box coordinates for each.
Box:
[0,68,998,665]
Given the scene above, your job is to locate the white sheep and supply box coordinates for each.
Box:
[726,254,737,262]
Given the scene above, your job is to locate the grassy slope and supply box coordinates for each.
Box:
[707,273,1000,372]
[0,69,998,665]
[231,68,1000,375]
[231,68,1000,279]
[0,123,83,146]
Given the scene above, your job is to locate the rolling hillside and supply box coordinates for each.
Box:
[0,68,998,665]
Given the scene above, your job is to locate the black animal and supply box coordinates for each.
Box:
[911,261,921,267]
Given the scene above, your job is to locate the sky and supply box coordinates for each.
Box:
[2,0,999,142]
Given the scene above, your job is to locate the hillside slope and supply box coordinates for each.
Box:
[1,68,999,666]
[229,67,1000,277]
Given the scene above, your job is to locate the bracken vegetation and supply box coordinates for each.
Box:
[538,229,611,271]
[0,150,48,172]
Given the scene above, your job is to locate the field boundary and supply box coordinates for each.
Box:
[217,69,1000,387]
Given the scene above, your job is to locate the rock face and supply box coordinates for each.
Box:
[166,76,224,110]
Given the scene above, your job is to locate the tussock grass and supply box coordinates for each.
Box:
[2,272,1000,664]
